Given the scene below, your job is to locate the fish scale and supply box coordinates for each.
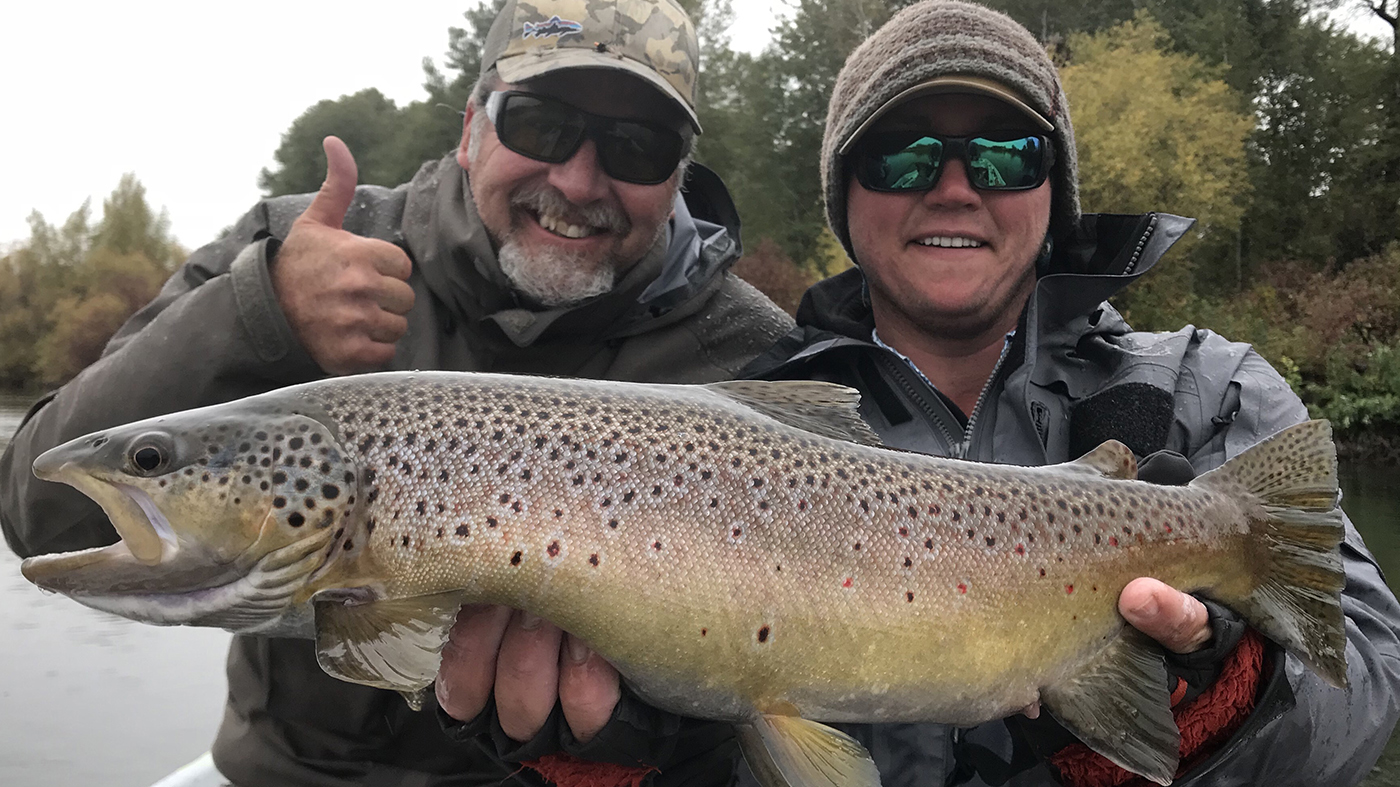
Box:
[23,371,1348,787]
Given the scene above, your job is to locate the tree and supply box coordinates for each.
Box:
[1060,14,1255,326]
[0,177,178,390]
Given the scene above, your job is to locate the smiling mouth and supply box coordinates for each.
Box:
[525,208,606,240]
[916,236,986,249]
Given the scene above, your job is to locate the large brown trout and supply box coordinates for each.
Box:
[20,371,1347,786]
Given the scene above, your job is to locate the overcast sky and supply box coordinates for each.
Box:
[0,1,782,250]
[1,2,1390,251]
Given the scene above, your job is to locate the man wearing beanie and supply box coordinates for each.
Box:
[0,1,791,785]
[744,1,1400,785]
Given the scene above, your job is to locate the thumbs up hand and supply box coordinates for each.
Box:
[272,136,415,375]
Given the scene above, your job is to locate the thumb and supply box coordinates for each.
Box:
[300,136,358,229]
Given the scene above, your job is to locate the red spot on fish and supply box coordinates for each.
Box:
[957,583,968,594]
[898,526,909,537]
[798,500,807,511]
[1164,523,1174,533]
[1039,568,1046,577]
[842,577,853,588]
[1015,544,1025,555]
[1066,584,1075,594]
[547,541,560,558]
[1109,536,1119,547]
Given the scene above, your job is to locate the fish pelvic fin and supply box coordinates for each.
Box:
[312,589,467,699]
[735,713,882,787]
[1192,419,1348,689]
[706,381,885,446]
[1042,628,1179,786]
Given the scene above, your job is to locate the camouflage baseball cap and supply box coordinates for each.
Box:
[480,0,702,132]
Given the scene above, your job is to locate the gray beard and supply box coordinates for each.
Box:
[497,239,617,307]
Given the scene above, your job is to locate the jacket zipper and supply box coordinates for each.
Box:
[1120,213,1159,276]
[956,340,1013,459]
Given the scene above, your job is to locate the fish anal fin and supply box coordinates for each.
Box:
[1042,628,1178,786]
[707,380,884,447]
[1068,440,1138,479]
[313,589,467,700]
[736,713,882,787]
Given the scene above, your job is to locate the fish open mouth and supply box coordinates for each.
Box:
[30,454,172,566]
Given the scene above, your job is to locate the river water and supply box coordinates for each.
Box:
[0,397,1398,785]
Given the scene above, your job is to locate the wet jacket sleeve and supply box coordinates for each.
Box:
[1170,349,1400,786]
[0,203,323,558]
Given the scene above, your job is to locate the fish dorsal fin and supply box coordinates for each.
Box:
[736,713,882,787]
[707,381,884,447]
[1041,628,1178,785]
[1068,440,1138,479]
[312,589,466,705]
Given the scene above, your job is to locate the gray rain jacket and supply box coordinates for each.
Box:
[0,156,794,787]
[740,212,1400,787]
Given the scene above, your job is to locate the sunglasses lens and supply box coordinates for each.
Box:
[498,94,586,162]
[967,136,1046,189]
[494,92,684,185]
[857,134,944,191]
[597,122,684,185]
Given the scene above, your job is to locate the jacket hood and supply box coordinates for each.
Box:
[403,157,744,349]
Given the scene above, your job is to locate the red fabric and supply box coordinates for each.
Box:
[523,752,658,787]
[1050,629,1267,787]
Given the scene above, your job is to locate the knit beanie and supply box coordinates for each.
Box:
[822,0,1081,260]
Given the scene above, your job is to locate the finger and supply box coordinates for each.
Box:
[559,634,621,743]
[300,136,359,229]
[363,311,409,344]
[373,277,416,316]
[435,604,513,721]
[365,241,414,281]
[495,612,564,742]
[1119,577,1212,654]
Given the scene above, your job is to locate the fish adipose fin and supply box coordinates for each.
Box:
[312,589,467,708]
[1192,419,1348,688]
[707,380,884,446]
[1042,627,1179,786]
[736,713,882,787]
[1068,440,1138,479]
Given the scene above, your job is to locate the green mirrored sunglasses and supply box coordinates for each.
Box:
[851,132,1053,193]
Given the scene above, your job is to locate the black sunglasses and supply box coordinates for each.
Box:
[483,91,687,186]
[851,132,1054,193]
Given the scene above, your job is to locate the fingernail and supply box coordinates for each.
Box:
[518,612,543,630]
[1131,595,1159,619]
[568,636,591,664]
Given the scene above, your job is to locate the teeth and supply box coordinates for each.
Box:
[538,212,595,239]
[918,236,984,248]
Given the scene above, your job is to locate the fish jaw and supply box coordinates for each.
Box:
[33,448,170,565]
[21,523,333,634]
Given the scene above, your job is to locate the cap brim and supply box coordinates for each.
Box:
[838,76,1053,155]
[497,50,702,133]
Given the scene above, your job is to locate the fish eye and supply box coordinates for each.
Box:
[132,447,164,472]
[126,432,175,476]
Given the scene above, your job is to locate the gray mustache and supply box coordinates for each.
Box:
[510,182,631,235]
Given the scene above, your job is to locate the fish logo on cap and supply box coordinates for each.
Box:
[523,15,583,39]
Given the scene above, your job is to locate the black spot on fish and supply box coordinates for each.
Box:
[402,536,411,547]
[295,479,310,492]
[273,497,287,508]
[289,437,304,450]
[510,551,522,566]
[757,626,770,643]
[288,512,305,528]
[985,536,996,547]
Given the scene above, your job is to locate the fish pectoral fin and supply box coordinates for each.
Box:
[736,713,882,787]
[1042,628,1178,786]
[1067,439,1138,479]
[706,380,885,447]
[312,589,467,699]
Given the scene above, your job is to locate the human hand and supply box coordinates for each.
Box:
[272,136,415,375]
[1119,577,1212,654]
[435,605,621,743]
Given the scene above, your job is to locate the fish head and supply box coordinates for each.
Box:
[20,399,358,634]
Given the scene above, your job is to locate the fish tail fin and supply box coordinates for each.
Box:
[1191,419,1348,689]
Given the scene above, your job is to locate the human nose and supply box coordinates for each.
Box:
[923,155,980,209]
[547,139,610,205]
